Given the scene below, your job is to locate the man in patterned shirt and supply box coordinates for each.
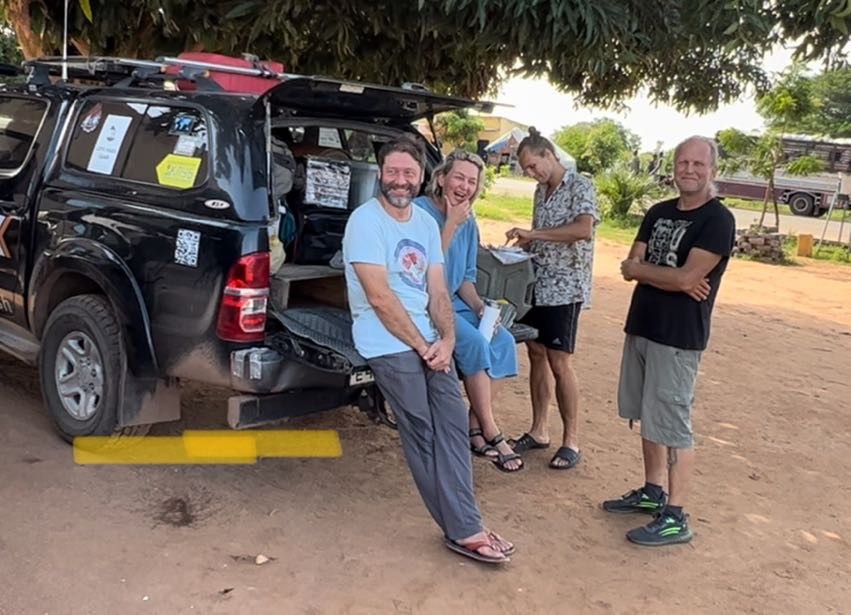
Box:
[505,128,600,470]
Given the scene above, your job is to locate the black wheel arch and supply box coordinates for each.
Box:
[29,240,158,377]
[28,241,178,428]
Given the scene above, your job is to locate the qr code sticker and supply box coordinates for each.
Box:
[175,229,201,267]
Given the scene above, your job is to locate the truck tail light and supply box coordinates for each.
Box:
[216,252,270,342]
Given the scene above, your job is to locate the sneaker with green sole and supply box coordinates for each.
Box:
[602,488,666,514]
[626,512,693,546]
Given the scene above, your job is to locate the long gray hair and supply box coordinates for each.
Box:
[425,148,486,203]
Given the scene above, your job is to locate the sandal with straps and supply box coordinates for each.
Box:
[469,428,497,458]
[486,433,524,473]
[444,536,509,564]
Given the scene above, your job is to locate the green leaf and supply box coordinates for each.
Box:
[79,0,93,23]
[225,2,258,20]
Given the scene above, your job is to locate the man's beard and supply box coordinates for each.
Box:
[380,180,416,209]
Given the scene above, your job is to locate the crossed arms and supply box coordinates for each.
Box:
[621,241,722,301]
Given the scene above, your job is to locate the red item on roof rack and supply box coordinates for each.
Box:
[168,52,284,95]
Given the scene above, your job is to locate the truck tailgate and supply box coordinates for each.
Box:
[267,307,374,387]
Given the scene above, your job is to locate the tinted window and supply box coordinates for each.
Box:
[66,100,142,176]
[121,106,209,188]
[66,100,209,190]
[0,96,47,170]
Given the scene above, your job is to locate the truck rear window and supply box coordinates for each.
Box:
[66,100,209,190]
[0,96,47,170]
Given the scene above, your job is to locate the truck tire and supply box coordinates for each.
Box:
[788,193,815,216]
[38,294,149,442]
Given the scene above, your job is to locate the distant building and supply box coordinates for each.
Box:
[415,114,529,156]
[484,127,576,175]
[476,115,529,150]
[415,114,577,176]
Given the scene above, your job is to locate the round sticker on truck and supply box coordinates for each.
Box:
[204,199,231,210]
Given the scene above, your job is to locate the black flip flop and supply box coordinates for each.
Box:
[508,432,551,454]
[549,446,581,470]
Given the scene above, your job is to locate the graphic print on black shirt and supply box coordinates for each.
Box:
[624,198,735,351]
[646,219,693,267]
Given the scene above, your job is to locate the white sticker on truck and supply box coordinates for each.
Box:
[174,229,201,267]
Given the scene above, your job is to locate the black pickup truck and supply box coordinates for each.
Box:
[0,56,535,441]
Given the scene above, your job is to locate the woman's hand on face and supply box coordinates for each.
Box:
[444,194,472,228]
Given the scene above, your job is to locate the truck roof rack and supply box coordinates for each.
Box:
[22,55,303,91]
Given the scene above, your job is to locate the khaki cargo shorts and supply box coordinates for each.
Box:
[617,335,701,449]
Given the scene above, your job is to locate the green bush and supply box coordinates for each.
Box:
[594,164,664,219]
[480,166,497,198]
[498,165,512,178]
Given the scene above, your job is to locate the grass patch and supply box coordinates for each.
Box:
[783,236,851,265]
[723,197,849,223]
[476,193,639,244]
[596,215,642,244]
[477,194,851,264]
[476,194,532,222]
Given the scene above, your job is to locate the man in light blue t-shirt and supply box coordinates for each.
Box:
[343,137,514,565]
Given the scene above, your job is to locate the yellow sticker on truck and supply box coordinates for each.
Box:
[155,154,202,189]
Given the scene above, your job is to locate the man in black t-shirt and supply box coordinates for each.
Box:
[602,136,735,547]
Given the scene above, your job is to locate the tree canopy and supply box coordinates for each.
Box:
[553,118,639,175]
[2,1,851,111]
[718,69,824,227]
[783,67,851,137]
[0,23,22,65]
[434,110,486,153]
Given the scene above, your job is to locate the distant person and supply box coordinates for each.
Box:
[414,149,522,473]
[646,152,658,174]
[630,149,641,174]
[343,136,514,564]
[505,127,600,470]
[603,135,735,546]
[649,151,664,182]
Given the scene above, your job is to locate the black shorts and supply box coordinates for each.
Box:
[518,302,582,353]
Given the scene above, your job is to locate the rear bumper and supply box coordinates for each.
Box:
[227,387,366,429]
[227,344,377,428]
[228,345,374,394]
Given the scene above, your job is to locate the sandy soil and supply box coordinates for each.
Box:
[1,220,849,615]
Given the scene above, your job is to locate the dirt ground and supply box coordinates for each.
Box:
[1,220,849,615]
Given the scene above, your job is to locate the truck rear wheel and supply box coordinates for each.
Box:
[788,193,815,216]
[38,294,149,442]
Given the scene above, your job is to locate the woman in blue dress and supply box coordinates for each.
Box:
[414,150,523,472]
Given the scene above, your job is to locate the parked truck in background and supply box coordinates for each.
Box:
[715,134,851,217]
[714,170,845,217]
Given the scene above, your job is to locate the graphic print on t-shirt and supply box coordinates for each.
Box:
[646,218,692,267]
[395,238,428,290]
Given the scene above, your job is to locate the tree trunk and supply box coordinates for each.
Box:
[71,37,91,56]
[7,0,47,59]
[758,183,770,229]
[771,177,780,229]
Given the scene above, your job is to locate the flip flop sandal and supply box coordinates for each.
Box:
[549,446,581,470]
[508,432,551,454]
[469,428,497,458]
[446,531,516,556]
[444,537,509,564]
[486,531,516,556]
